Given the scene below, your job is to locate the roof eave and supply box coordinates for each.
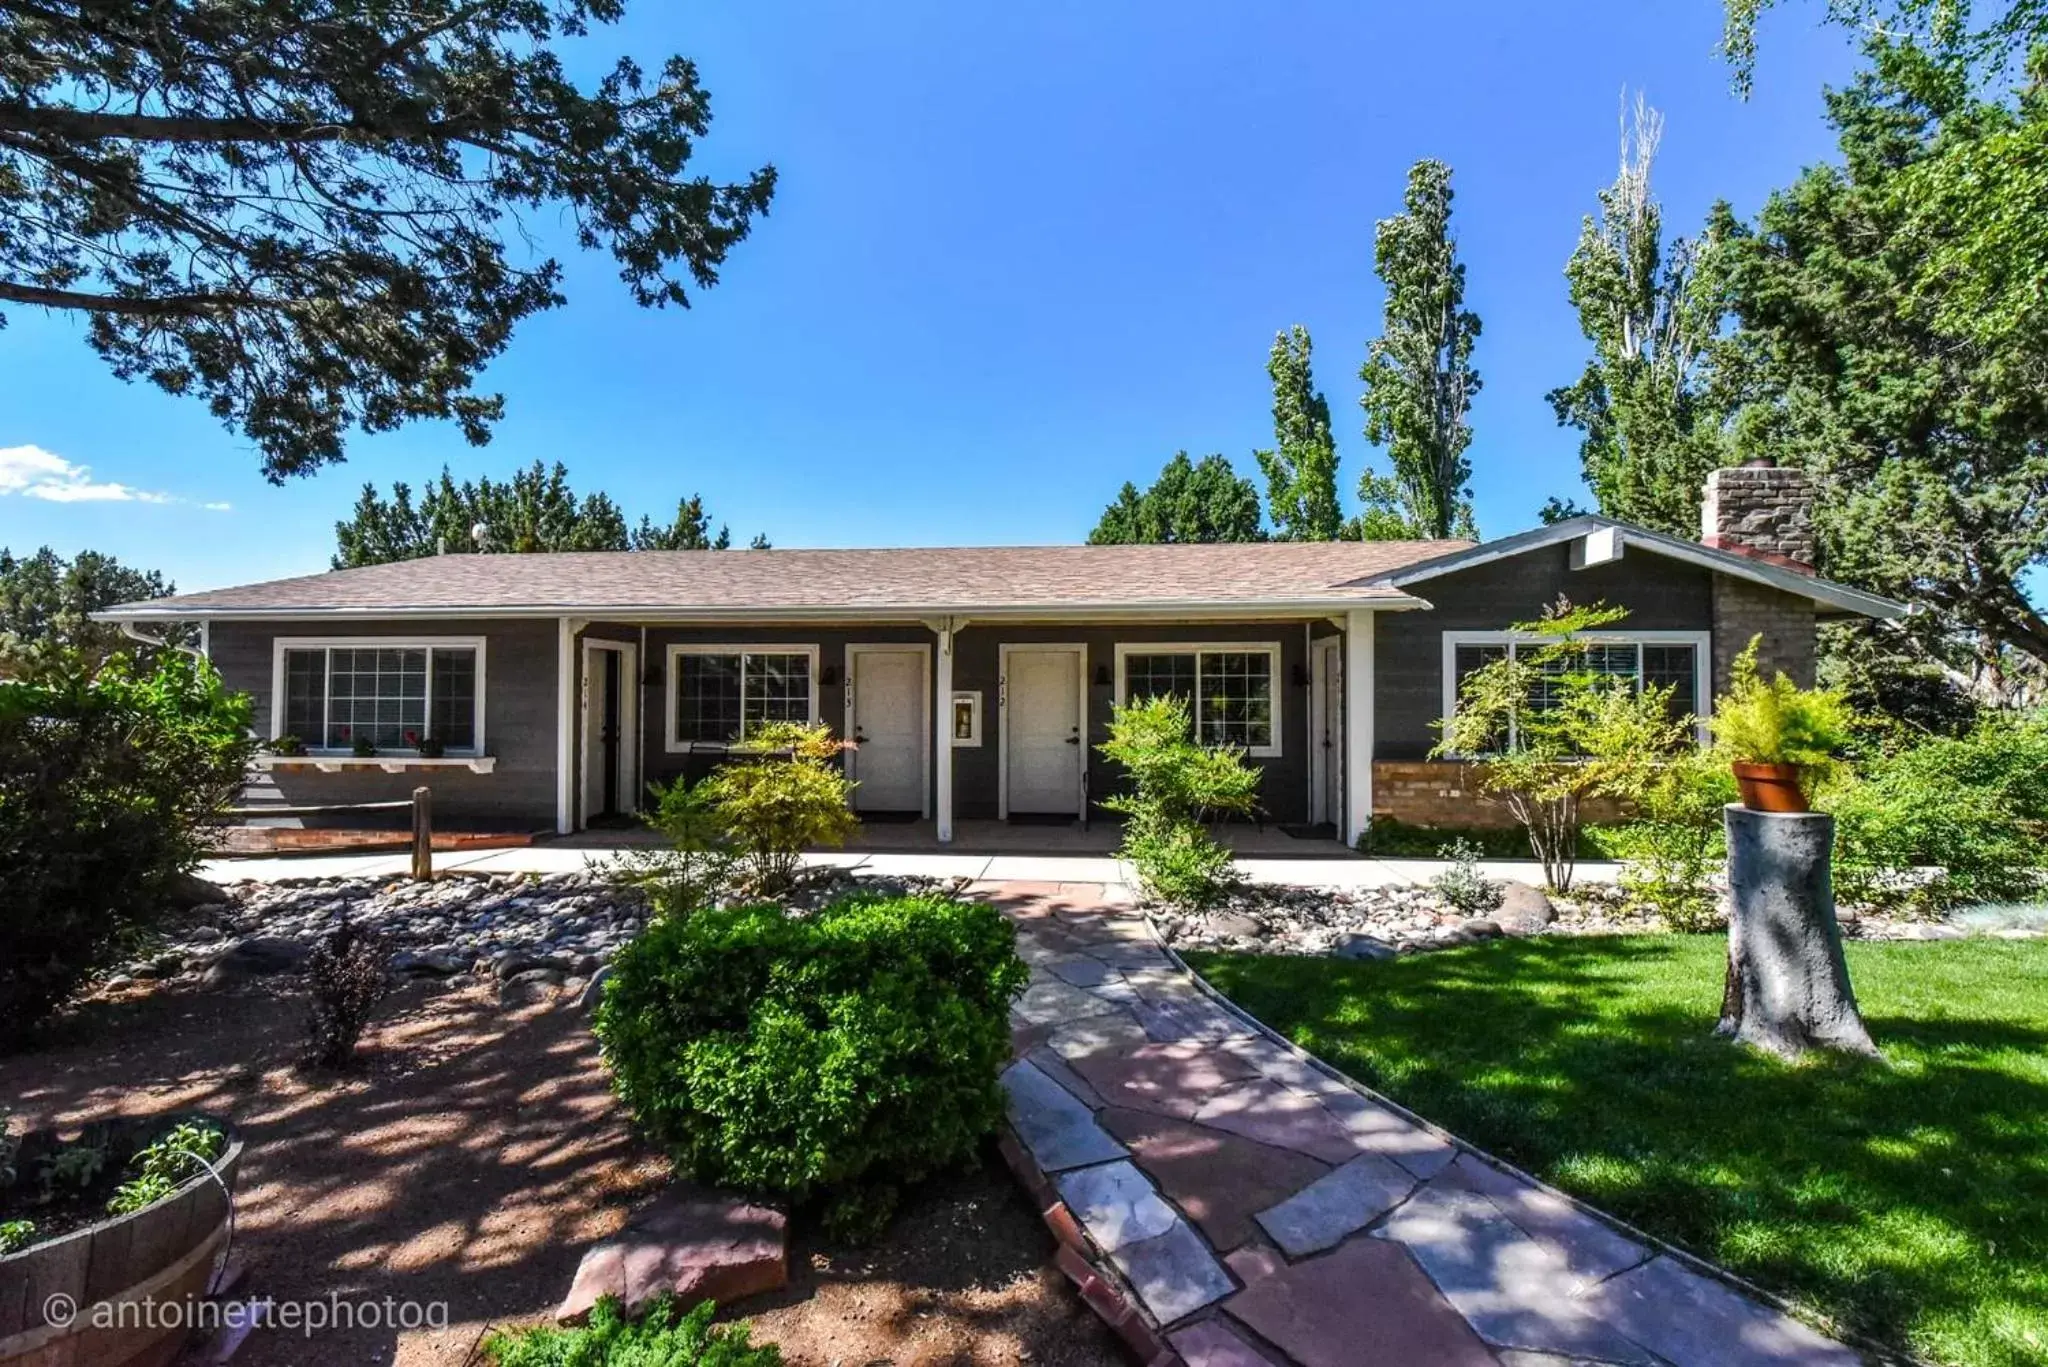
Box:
[1371,517,1909,621]
[90,592,1434,625]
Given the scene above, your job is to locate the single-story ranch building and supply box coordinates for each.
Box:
[99,463,1902,844]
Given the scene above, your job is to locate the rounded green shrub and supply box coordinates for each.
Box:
[0,653,253,1048]
[593,894,1028,1237]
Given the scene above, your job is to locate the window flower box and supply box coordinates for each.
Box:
[252,754,497,775]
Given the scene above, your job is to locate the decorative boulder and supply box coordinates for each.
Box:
[1204,912,1263,942]
[165,871,231,909]
[1493,883,1556,937]
[1333,933,1397,962]
[558,1189,788,1324]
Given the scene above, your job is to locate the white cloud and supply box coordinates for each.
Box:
[0,444,225,509]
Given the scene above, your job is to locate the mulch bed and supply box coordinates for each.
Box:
[0,975,1122,1367]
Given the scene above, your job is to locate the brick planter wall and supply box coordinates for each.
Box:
[1371,761,1632,830]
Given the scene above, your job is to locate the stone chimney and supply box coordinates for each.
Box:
[1702,458,1819,695]
[1700,458,1815,572]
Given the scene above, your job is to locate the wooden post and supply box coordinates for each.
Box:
[410,786,433,881]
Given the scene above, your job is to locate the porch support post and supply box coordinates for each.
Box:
[1343,609,1375,847]
[555,616,580,835]
[932,619,956,843]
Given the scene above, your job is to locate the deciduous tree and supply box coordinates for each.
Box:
[1089,453,1264,545]
[1721,0,2046,94]
[1255,327,1342,541]
[1356,159,1481,541]
[0,0,775,480]
[1550,97,1728,538]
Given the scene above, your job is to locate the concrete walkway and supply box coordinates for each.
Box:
[985,881,1857,1367]
[200,844,1617,890]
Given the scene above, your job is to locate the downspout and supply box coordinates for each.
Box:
[120,620,208,661]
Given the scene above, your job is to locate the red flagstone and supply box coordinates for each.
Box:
[1169,1318,1288,1367]
[1069,1040,1263,1119]
[1224,1238,1497,1367]
[1193,1079,1368,1163]
[1100,1107,1330,1250]
[558,1189,786,1324]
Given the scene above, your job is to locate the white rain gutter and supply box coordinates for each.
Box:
[119,620,208,660]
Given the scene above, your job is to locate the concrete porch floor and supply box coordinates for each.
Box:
[556,817,1348,858]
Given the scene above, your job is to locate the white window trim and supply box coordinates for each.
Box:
[1111,641,1284,758]
[1439,629,1711,755]
[664,643,822,753]
[270,635,488,756]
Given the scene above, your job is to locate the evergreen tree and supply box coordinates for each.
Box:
[0,547,174,679]
[1356,159,1481,540]
[1549,97,1729,538]
[1255,327,1343,541]
[632,496,730,550]
[1088,453,1264,544]
[1713,42,2048,689]
[0,0,774,480]
[334,463,762,566]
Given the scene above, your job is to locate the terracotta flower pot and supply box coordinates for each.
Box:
[1732,761,1809,813]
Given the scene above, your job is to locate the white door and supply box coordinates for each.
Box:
[849,648,926,814]
[1006,648,1082,815]
[1315,639,1344,826]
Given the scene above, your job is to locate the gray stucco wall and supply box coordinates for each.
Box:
[949,621,1314,824]
[1374,546,1715,761]
[210,617,560,829]
[205,540,1799,834]
[629,623,930,799]
[615,620,1318,826]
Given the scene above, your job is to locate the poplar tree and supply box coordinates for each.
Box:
[1549,97,1729,538]
[1356,159,1481,541]
[1255,327,1343,541]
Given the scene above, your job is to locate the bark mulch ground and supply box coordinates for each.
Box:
[0,975,1123,1367]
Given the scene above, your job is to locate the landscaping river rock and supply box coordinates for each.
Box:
[114,867,2039,993]
[1147,880,2039,957]
[121,867,955,998]
[1150,881,1660,957]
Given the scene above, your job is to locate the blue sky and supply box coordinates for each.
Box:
[0,0,1865,593]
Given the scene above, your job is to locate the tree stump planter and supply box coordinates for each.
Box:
[1718,807,1878,1060]
[0,1120,243,1367]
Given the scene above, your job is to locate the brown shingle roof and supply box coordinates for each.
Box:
[100,541,1467,618]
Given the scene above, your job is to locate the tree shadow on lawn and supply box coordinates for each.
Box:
[1191,936,2048,1364]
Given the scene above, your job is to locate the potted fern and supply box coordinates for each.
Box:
[1708,639,1854,812]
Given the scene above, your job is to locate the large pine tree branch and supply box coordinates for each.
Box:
[0,103,492,145]
[0,280,273,314]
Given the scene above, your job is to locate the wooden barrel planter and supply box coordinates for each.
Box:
[0,1118,243,1367]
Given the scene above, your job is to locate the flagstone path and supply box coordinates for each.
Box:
[981,880,1863,1367]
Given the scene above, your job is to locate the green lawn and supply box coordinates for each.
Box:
[1186,937,2048,1367]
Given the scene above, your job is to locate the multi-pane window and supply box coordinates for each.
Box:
[1450,644,1509,752]
[1445,636,1704,753]
[670,649,815,746]
[1121,646,1278,753]
[277,642,481,752]
[1641,644,1700,723]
